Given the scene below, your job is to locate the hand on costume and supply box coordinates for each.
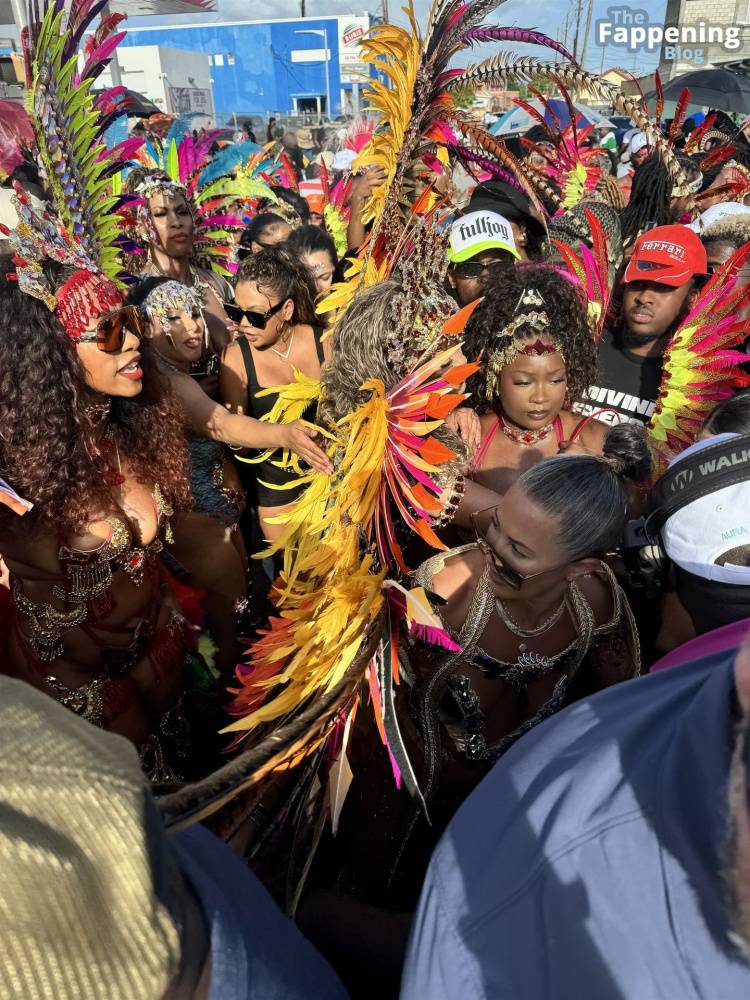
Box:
[282,421,334,475]
[349,167,388,208]
[445,407,482,454]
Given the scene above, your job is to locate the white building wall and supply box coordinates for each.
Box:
[99,45,213,114]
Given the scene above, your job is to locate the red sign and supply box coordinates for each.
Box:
[342,25,365,45]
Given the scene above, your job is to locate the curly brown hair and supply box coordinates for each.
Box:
[464,263,597,414]
[0,260,191,535]
[235,246,319,327]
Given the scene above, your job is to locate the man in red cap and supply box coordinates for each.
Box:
[578,224,707,425]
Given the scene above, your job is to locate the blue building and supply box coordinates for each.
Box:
[120,13,372,119]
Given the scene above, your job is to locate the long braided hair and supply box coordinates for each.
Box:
[620,150,699,246]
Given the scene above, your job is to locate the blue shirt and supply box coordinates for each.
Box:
[401,651,750,1000]
[170,825,348,1000]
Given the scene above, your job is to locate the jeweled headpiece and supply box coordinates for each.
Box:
[483,288,564,400]
[134,176,193,250]
[2,0,142,338]
[143,280,204,335]
[389,217,456,370]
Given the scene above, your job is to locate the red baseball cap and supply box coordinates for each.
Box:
[623,225,707,287]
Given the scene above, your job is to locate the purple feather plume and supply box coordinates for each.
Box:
[461,26,578,66]
[76,31,127,84]
[448,143,535,197]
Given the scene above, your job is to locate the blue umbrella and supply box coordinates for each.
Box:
[490,99,614,136]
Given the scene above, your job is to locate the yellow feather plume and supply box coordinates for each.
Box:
[353,14,422,225]
[237,370,322,474]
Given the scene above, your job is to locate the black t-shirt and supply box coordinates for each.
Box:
[574,327,663,426]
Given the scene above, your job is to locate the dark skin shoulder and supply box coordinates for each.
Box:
[567,559,616,627]
[429,545,486,633]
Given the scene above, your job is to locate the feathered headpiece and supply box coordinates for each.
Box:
[647,243,750,475]
[132,116,266,277]
[319,0,578,324]
[550,206,615,339]
[1,0,142,338]
[516,82,603,212]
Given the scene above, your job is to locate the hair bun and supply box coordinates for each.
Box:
[602,423,652,483]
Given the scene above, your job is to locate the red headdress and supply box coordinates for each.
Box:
[1,0,143,339]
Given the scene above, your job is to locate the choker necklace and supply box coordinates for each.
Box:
[500,414,554,447]
[495,595,566,653]
[84,399,111,427]
[271,328,295,362]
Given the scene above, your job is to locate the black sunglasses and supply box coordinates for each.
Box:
[78,305,146,353]
[236,239,279,261]
[223,298,286,329]
[450,257,511,280]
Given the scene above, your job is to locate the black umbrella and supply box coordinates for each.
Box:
[643,67,750,116]
[91,88,160,118]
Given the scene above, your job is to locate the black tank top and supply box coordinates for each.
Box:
[236,325,325,507]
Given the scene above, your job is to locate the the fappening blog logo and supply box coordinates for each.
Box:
[596,6,742,64]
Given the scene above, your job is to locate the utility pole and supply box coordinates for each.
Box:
[579,0,595,69]
[382,0,389,22]
[572,0,583,62]
[300,0,306,17]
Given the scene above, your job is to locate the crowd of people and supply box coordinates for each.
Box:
[2,0,750,997]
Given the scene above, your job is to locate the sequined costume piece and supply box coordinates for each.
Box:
[187,437,245,525]
[411,543,640,765]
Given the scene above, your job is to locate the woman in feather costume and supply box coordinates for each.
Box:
[0,0,226,782]
[465,264,610,494]
[124,125,271,354]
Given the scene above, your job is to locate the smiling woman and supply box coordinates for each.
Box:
[0,257,218,782]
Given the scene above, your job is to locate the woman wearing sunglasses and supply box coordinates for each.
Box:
[464,265,610,496]
[220,247,332,541]
[0,254,212,782]
[370,426,646,901]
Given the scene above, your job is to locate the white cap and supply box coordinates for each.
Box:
[662,434,750,584]
[448,210,520,263]
[629,131,653,157]
[332,148,357,172]
[687,201,750,233]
